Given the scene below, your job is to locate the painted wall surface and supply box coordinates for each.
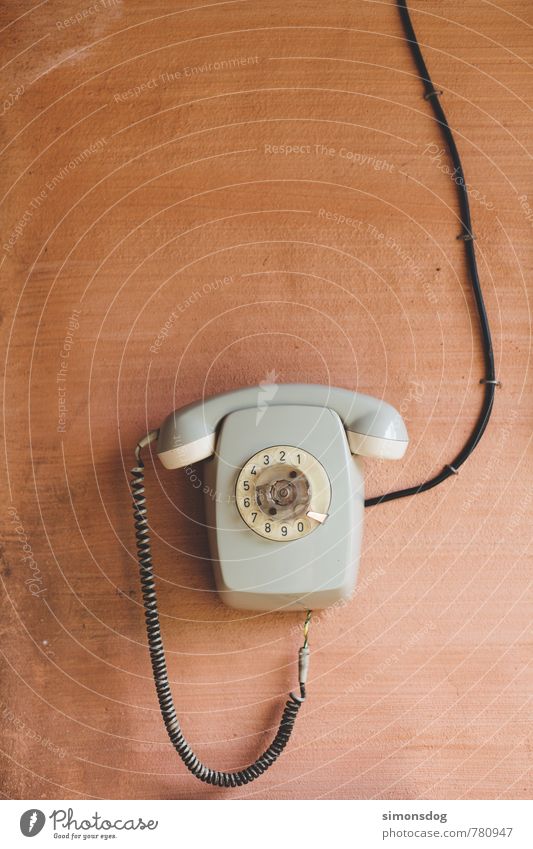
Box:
[1,0,531,800]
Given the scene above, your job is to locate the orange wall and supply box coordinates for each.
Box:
[1,0,531,799]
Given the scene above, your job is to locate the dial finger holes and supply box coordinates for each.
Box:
[235,446,331,542]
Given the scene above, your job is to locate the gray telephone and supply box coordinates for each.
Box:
[156,384,408,611]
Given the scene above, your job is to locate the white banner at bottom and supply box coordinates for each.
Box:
[3,799,532,849]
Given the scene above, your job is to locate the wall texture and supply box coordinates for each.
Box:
[1,0,531,800]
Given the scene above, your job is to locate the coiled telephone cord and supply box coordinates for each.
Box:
[131,434,309,787]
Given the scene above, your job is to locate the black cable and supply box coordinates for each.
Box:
[131,441,307,787]
[365,0,496,507]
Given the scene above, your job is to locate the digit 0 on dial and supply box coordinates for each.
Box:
[235,445,331,541]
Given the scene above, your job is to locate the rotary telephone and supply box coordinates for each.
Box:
[129,0,496,789]
[131,385,407,788]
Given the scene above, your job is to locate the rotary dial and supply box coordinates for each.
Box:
[235,445,331,541]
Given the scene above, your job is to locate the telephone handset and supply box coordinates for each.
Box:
[154,384,408,611]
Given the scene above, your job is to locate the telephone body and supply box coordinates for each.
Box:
[156,384,408,612]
